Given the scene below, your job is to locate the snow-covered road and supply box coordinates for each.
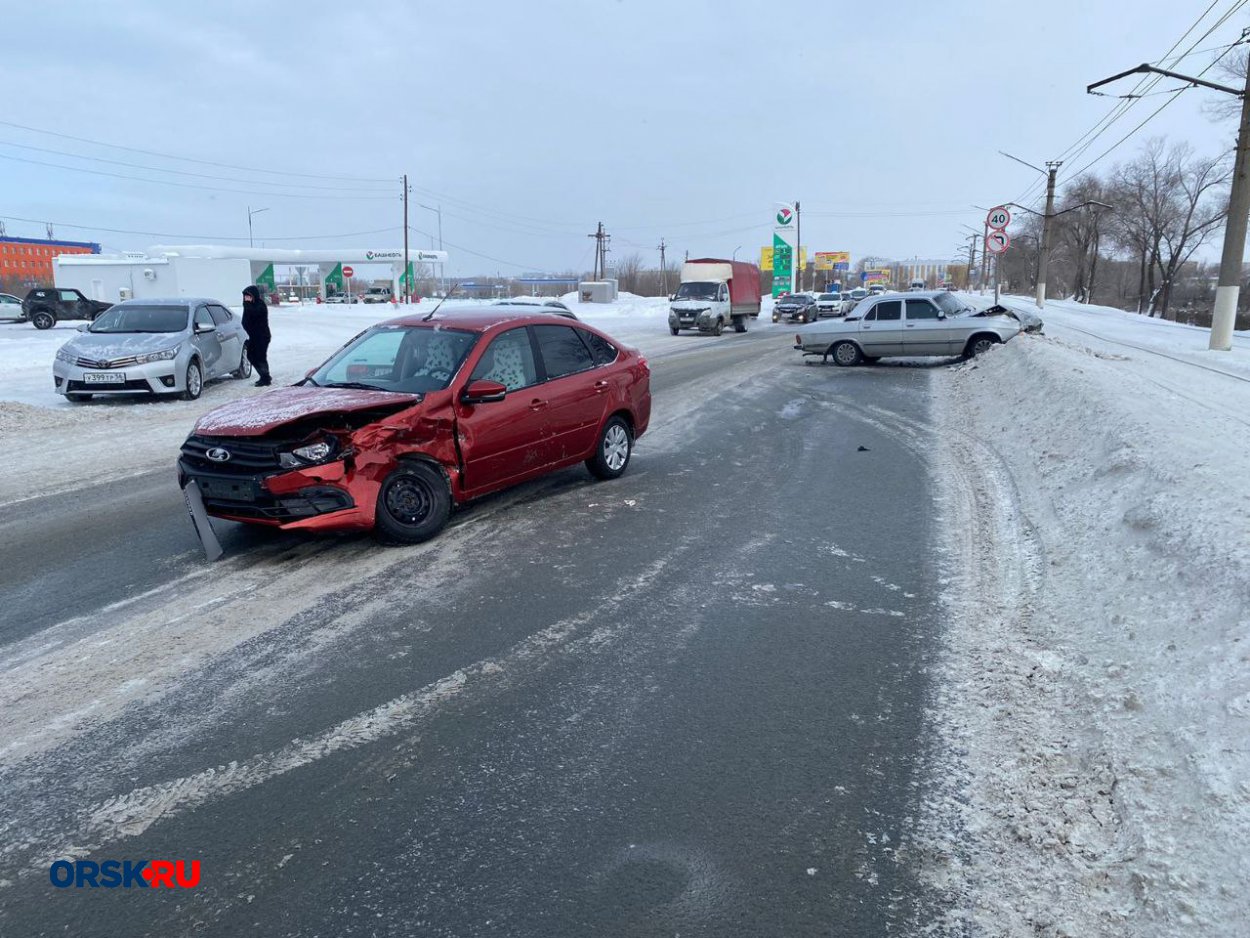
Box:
[2,291,1247,935]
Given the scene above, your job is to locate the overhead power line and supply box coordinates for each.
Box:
[1068,26,1249,178]
[0,118,393,184]
[0,139,395,193]
[1012,0,1248,206]
[0,151,395,201]
[0,213,403,241]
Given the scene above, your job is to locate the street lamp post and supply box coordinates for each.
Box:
[732,245,742,260]
[247,206,269,248]
[417,203,444,294]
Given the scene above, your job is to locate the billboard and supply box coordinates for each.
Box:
[865,268,892,284]
[815,251,850,271]
[760,246,808,272]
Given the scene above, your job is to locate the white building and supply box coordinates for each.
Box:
[54,245,449,304]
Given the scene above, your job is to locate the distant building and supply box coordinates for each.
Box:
[0,236,100,291]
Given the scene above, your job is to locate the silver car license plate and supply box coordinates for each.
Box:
[83,372,125,384]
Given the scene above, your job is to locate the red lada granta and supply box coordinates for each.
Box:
[177,309,651,542]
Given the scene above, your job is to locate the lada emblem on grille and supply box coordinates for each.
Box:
[205,448,231,463]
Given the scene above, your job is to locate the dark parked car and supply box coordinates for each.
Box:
[178,308,651,543]
[22,287,112,329]
[772,293,818,324]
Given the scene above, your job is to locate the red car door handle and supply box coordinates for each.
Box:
[593,380,609,393]
[529,399,548,411]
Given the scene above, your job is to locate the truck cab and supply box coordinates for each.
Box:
[668,259,762,336]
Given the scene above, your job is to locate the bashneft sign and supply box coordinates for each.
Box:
[364,250,442,262]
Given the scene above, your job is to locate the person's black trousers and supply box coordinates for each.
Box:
[247,336,271,384]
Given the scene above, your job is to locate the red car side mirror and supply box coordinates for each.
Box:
[461,379,507,404]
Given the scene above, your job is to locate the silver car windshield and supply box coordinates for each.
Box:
[935,293,971,316]
[90,306,188,333]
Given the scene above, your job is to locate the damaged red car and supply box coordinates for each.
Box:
[177,310,651,542]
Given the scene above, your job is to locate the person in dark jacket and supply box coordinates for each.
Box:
[240,285,272,386]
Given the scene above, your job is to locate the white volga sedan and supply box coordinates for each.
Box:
[794,291,1028,365]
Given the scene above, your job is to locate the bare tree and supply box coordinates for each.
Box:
[614,252,644,294]
[1155,145,1229,317]
[1056,175,1109,302]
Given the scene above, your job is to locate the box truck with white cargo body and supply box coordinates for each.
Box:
[668,259,762,335]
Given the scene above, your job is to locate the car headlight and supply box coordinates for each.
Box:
[279,437,338,468]
[135,344,181,364]
[55,347,76,363]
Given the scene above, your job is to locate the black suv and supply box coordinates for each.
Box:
[772,293,818,324]
[22,288,112,330]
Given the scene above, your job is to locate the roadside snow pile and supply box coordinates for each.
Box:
[559,291,669,324]
[922,302,1250,936]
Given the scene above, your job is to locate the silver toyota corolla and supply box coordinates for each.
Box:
[52,298,251,402]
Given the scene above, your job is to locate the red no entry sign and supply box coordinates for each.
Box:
[342,265,355,278]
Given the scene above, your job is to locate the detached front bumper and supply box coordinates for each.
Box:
[176,457,371,531]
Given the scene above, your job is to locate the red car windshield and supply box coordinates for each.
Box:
[309,325,479,394]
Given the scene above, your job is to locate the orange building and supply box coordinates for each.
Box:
[0,236,100,291]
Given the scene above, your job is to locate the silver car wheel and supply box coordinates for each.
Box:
[833,341,861,366]
[970,336,999,356]
[182,360,203,400]
[603,424,629,471]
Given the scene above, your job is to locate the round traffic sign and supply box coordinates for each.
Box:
[986,205,1011,230]
[342,265,355,278]
[985,230,1010,255]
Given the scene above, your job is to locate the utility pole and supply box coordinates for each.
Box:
[587,222,611,279]
[980,218,990,293]
[1087,55,1249,348]
[658,238,668,296]
[1213,64,1250,349]
[999,152,1062,308]
[1036,161,1062,308]
[795,199,802,292]
[965,234,978,290]
[402,174,410,303]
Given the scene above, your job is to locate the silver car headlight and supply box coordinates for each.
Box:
[278,438,338,469]
[55,347,76,363]
[135,344,181,364]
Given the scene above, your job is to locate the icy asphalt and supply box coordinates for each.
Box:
[0,324,948,936]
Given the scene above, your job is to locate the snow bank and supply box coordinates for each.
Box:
[921,299,1250,936]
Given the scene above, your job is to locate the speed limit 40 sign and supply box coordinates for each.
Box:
[986,205,1011,230]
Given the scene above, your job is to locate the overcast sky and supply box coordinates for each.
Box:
[1,0,1244,276]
